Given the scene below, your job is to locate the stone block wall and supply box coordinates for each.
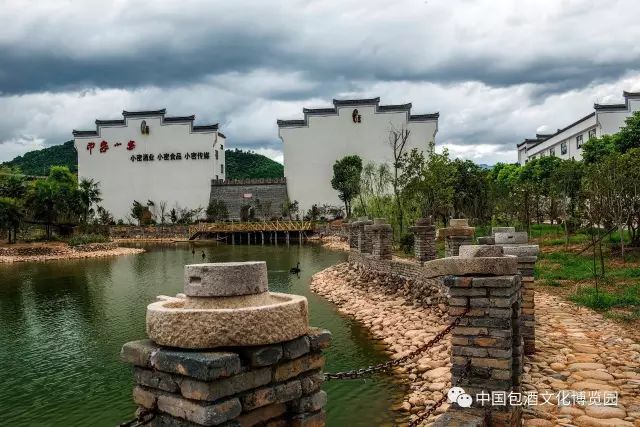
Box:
[109,225,190,239]
[348,251,448,306]
[121,328,331,427]
[210,178,288,221]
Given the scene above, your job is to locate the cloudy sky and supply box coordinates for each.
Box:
[1,0,640,165]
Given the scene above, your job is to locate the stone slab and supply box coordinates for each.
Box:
[184,262,268,297]
[150,348,241,381]
[147,292,309,349]
[491,226,516,236]
[494,232,528,245]
[459,245,504,258]
[422,256,518,278]
[501,245,539,257]
[157,394,241,426]
[449,219,470,228]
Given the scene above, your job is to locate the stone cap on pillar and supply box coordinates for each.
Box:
[437,218,475,239]
[184,261,268,297]
[494,232,529,245]
[422,245,518,278]
[410,217,436,233]
[491,226,516,236]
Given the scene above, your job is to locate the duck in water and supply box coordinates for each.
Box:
[191,247,195,257]
[201,251,206,261]
[289,262,301,274]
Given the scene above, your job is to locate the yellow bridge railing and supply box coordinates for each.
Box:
[189,221,314,239]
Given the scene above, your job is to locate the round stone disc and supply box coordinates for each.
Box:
[184,261,268,297]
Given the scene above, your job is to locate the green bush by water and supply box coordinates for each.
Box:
[67,234,110,247]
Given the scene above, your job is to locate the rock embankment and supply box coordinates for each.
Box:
[311,262,640,427]
[307,235,349,251]
[311,262,452,425]
[0,242,144,263]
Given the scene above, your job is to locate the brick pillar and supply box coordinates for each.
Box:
[435,245,522,427]
[344,221,358,250]
[365,218,392,260]
[438,219,475,257]
[121,262,331,427]
[410,217,436,262]
[357,218,373,254]
[496,232,539,355]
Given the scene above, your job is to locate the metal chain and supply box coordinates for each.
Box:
[407,360,472,427]
[324,307,469,380]
[118,409,155,427]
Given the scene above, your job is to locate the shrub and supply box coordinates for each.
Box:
[67,233,110,247]
[399,233,414,254]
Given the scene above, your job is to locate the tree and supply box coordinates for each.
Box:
[78,178,102,224]
[582,134,618,165]
[452,159,491,223]
[96,206,114,225]
[130,200,146,226]
[206,199,229,222]
[615,111,640,153]
[552,159,584,247]
[159,201,168,225]
[388,126,410,234]
[331,155,363,217]
[0,168,27,199]
[281,199,299,220]
[169,208,178,224]
[0,197,23,243]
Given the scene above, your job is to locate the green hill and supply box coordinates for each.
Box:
[225,148,283,179]
[3,140,77,176]
[2,142,284,179]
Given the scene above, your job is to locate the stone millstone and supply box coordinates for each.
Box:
[184,261,268,297]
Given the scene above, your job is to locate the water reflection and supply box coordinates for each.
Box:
[0,243,402,426]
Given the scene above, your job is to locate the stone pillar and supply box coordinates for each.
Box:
[344,221,358,251]
[436,245,522,427]
[410,217,436,262]
[356,218,373,254]
[495,231,539,355]
[365,218,392,260]
[121,262,331,427]
[438,218,475,257]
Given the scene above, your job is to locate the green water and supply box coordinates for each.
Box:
[0,243,403,426]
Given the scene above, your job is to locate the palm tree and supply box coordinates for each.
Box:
[78,178,102,224]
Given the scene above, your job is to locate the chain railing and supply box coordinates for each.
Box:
[324,307,468,380]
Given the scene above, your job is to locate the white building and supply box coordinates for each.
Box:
[278,97,439,214]
[517,91,640,164]
[73,109,226,221]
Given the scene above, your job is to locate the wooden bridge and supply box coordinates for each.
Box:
[188,220,314,243]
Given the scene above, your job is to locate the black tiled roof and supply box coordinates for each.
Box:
[278,98,438,128]
[73,109,219,137]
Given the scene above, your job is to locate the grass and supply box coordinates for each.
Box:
[67,233,110,247]
[536,251,640,281]
[570,284,640,312]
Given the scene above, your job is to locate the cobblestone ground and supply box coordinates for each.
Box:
[311,264,640,427]
[523,293,640,427]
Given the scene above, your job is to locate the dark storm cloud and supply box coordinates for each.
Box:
[2,0,640,164]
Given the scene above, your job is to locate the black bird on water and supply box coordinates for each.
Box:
[289,262,301,274]
[201,251,206,261]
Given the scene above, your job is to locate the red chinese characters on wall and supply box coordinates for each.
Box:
[86,142,96,154]
[99,140,109,153]
[127,140,136,151]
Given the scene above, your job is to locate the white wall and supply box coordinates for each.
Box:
[598,99,640,135]
[520,115,596,164]
[74,115,224,221]
[279,105,437,214]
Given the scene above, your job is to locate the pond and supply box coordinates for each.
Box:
[0,243,403,426]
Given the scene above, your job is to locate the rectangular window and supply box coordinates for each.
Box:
[576,134,583,149]
[588,129,596,139]
[215,150,218,160]
[561,142,567,155]
[215,175,219,180]
[550,147,555,156]
[221,164,224,174]
[220,144,223,150]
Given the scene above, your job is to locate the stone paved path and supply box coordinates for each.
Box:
[311,263,640,426]
[523,293,640,427]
